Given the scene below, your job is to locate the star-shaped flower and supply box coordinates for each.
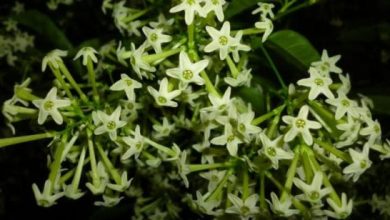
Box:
[258,133,294,169]
[324,193,353,219]
[204,21,236,60]
[110,73,142,101]
[166,51,209,86]
[147,77,181,107]
[94,106,127,140]
[326,92,359,120]
[226,193,259,218]
[169,0,203,25]
[32,180,64,207]
[122,125,145,160]
[282,105,322,145]
[32,87,71,125]
[252,2,275,19]
[267,192,299,217]
[73,47,98,66]
[343,144,372,182]
[211,123,243,156]
[41,49,68,72]
[254,18,274,42]
[311,49,342,76]
[142,26,172,53]
[293,171,332,204]
[297,67,334,100]
[203,0,226,22]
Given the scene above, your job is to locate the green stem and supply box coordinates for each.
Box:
[50,65,74,99]
[314,139,352,163]
[58,63,88,103]
[206,168,234,202]
[142,47,182,63]
[86,58,99,103]
[226,54,239,78]
[0,132,56,148]
[123,8,150,23]
[280,146,300,202]
[48,133,67,192]
[301,150,314,183]
[242,168,249,200]
[188,22,195,50]
[252,104,286,126]
[260,44,287,89]
[15,88,40,101]
[231,28,264,36]
[259,173,267,210]
[87,129,100,186]
[96,143,122,185]
[188,162,231,172]
[275,1,315,20]
[4,105,37,115]
[71,146,86,191]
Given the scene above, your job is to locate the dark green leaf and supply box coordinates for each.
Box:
[369,95,390,115]
[266,29,320,71]
[225,0,261,19]
[13,10,73,50]
[237,85,266,114]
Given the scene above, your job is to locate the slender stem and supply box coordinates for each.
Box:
[301,150,314,182]
[206,169,234,202]
[259,173,267,210]
[143,138,176,157]
[50,65,74,99]
[0,132,56,148]
[48,133,67,192]
[260,44,287,89]
[252,104,286,126]
[188,162,231,172]
[123,8,150,23]
[188,22,195,50]
[15,88,40,101]
[280,146,300,202]
[232,28,264,36]
[314,139,352,163]
[96,143,122,185]
[87,129,100,186]
[71,146,86,191]
[142,47,182,63]
[86,58,99,103]
[58,63,88,103]
[226,54,239,78]
[242,168,249,200]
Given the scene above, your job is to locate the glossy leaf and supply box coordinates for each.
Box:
[225,0,260,19]
[266,29,320,71]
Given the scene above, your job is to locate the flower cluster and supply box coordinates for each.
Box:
[1,1,389,219]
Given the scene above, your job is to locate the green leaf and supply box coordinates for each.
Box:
[13,10,73,50]
[237,85,266,114]
[368,95,390,115]
[266,30,320,71]
[225,0,260,19]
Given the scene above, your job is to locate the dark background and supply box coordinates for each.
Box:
[0,0,389,219]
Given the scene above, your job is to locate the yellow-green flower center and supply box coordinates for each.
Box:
[125,79,133,86]
[240,206,250,215]
[211,0,219,5]
[183,69,193,80]
[211,174,219,182]
[238,123,246,132]
[107,121,116,130]
[43,100,54,111]
[341,99,350,107]
[309,191,320,201]
[360,159,368,169]
[158,96,167,104]
[150,33,158,42]
[227,134,235,143]
[295,119,306,128]
[219,36,228,46]
[266,147,276,157]
[314,78,324,86]
[187,0,195,5]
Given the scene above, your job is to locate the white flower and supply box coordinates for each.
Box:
[338,74,351,94]
[255,18,274,42]
[293,171,332,204]
[211,123,243,156]
[236,108,262,141]
[128,20,142,36]
[231,31,251,63]
[32,180,64,207]
[130,43,156,79]
[169,0,203,25]
[73,47,98,66]
[326,92,359,120]
[205,21,236,60]
[150,13,174,29]
[335,114,361,148]
[224,68,252,87]
[203,0,226,22]
[297,67,334,100]
[324,193,353,219]
[252,3,275,19]
[122,125,145,160]
[282,105,322,145]
[343,144,372,182]
[360,119,381,145]
[94,106,127,140]
[166,51,208,86]
[226,193,259,218]
[204,86,233,113]
[110,73,142,101]
[195,191,222,215]
[312,49,342,76]
[199,170,226,191]
[41,49,67,72]
[258,133,294,169]
[147,77,181,107]
[142,26,172,53]
[94,194,124,207]
[152,117,176,139]
[32,87,71,125]
[107,171,133,192]
[176,150,190,188]
[267,192,299,217]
